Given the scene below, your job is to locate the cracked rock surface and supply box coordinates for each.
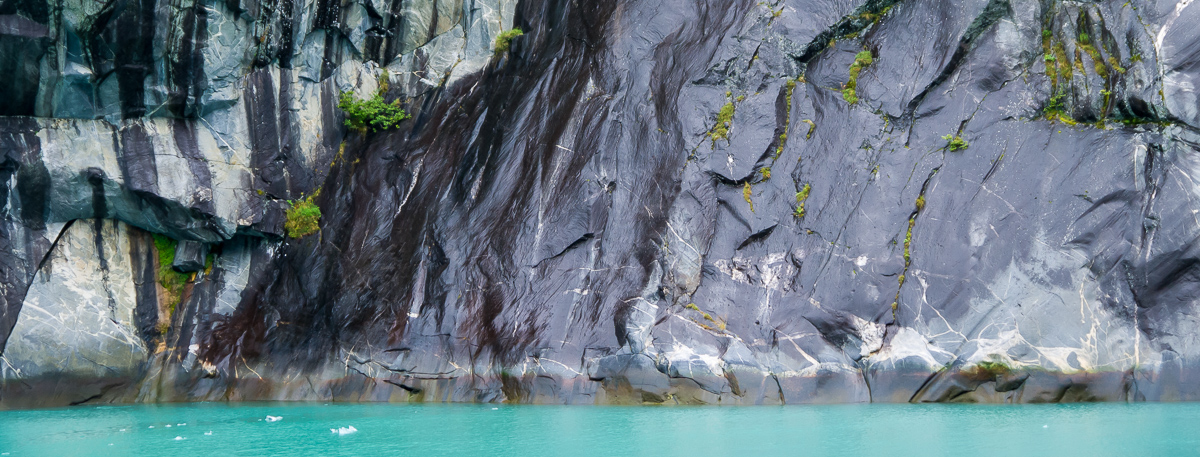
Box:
[4,0,1200,407]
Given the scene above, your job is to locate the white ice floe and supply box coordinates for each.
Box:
[266,415,283,422]
[178,423,186,426]
[173,437,186,441]
[204,431,213,436]
[148,426,155,429]
[165,424,172,428]
[331,426,358,436]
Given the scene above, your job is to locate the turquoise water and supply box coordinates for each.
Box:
[1,402,1198,456]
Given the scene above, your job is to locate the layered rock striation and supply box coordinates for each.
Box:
[3,0,1200,407]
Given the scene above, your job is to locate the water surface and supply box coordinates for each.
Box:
[1,402,1197,456]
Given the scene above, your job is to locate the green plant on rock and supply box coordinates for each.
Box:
[975,360,1012,376]
[776,78,800,158]
[843,50,874,105]
[152,234,189,317]
[942,134,968,151]
[794,183,811,218]
[377,68,391,93]
[285,195,322,238]
[743,182,755,212]
[961,359,1014,381]
[710,101,736,142]
[684,302,726,332]
[338,91,411,132]
[494,28,524,53]
[204,252,216,275]
[1043,91,1074,124]
[761,167,772,180]
[1107,57,1126,74]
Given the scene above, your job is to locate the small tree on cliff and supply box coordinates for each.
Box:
[338,70,410,133]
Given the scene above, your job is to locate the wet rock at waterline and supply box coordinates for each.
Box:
[3,0,1200,408]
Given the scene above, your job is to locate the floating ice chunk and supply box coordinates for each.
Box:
[266,416,283,422]
[1043,425,1049,429]
[165,424,172,428]
[148,426,155,429]
[205,431,213,436]
[178,423,186,426]
[330,426,358,436]
[491,408,498,410]
[119,429,126,432]
[174,436,186,441]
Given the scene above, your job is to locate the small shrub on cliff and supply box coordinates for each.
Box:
[285,196,322,238]
[338,91,410,132]
[494,28,524,53]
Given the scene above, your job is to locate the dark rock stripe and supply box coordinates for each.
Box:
[118,121,159,195]
[170,119,215,213]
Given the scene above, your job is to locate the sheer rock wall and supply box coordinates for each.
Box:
[3,0,1200,407]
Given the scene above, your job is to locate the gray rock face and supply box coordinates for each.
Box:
[172,241,209,272]
[0,219,151,407]
[4,0,1200,408]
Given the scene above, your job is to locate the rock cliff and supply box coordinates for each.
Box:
[3,0,1200,407]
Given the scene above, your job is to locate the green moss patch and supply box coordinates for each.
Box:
[794,183,811,218]
[152,234,189,316]
[743,182,754,212]
[710,101,736,142]
[842,50,873,105]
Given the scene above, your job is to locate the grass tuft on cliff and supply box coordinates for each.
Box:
[494,28,524,53]
[285,196,322,238]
